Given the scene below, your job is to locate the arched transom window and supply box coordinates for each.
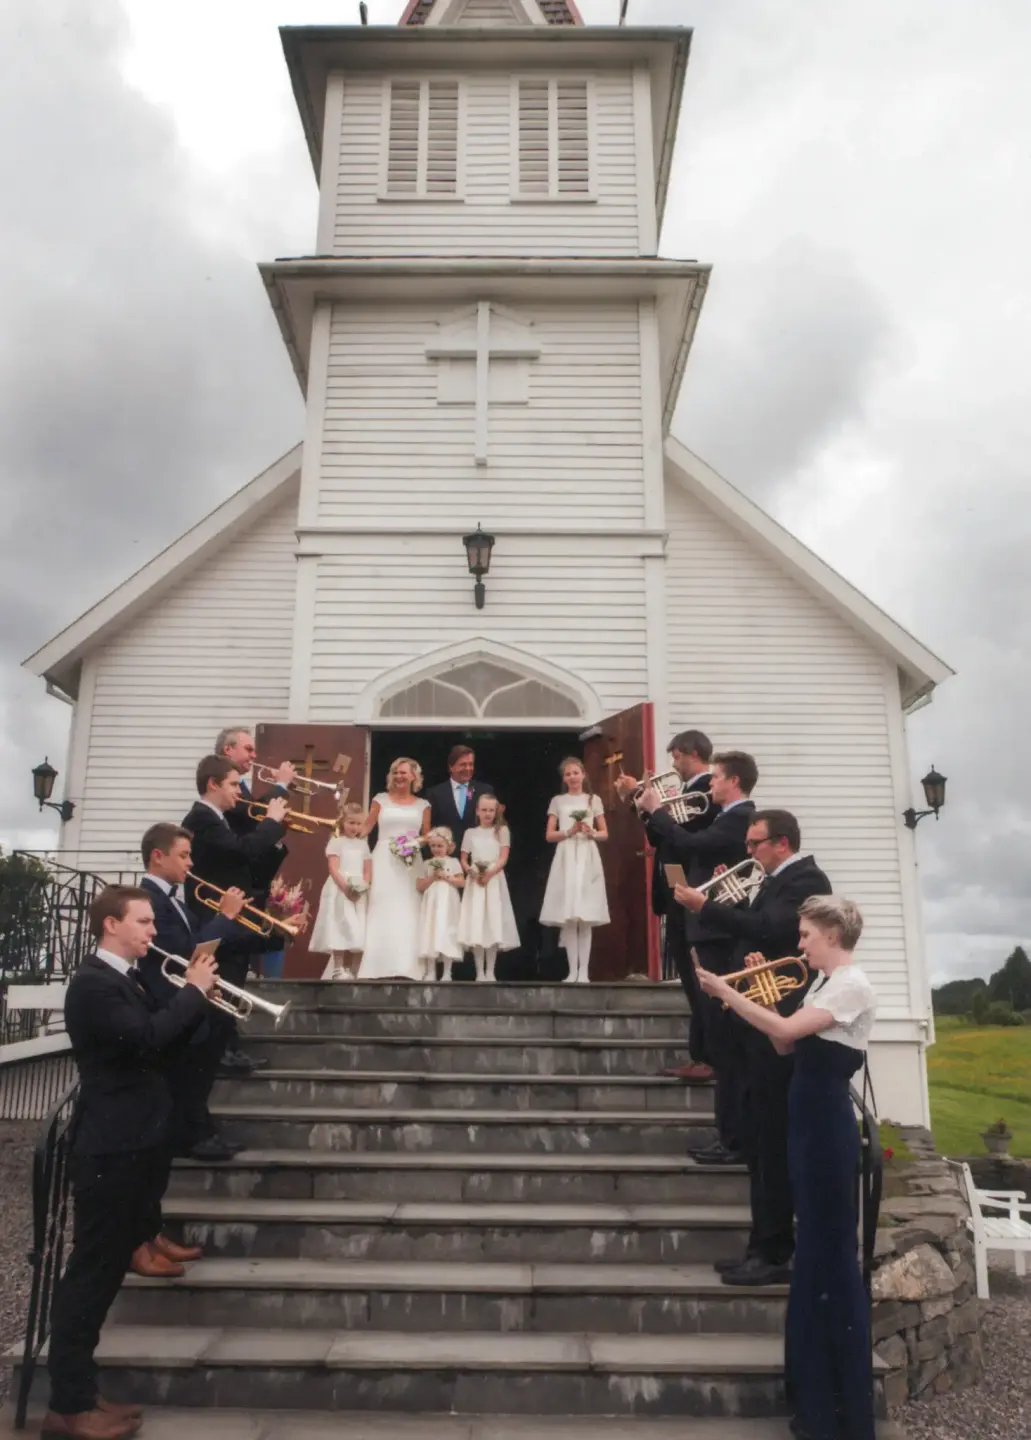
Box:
[378,657,582,722]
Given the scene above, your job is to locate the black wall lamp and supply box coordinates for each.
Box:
[463,524,495,610]
[32,758,75,823]
[903,765,947,830]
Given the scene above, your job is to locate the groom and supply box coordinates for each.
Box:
[425,745,494,841]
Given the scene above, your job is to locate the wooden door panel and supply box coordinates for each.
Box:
[583,703,658,982]
[255,723,369,978]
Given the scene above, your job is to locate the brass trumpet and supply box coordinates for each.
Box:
[152,945,291,1027]
[696,858,765,906]
[187,873,309,939]
[255,756,351,805]
[634,771,710,825]
[722,954,809,1009]
[247,800,338,835]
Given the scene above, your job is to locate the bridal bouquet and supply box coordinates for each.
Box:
[389,832,423,868]
[343,874,369,896]
[267,877,311,935]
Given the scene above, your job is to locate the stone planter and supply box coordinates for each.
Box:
[981,1129,1012,1157]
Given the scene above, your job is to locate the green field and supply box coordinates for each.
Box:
[926,1016,1031,1157]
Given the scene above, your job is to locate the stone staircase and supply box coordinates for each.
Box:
[15,981,895,1437]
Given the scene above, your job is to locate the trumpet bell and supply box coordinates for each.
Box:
[636,770,710,825]
[154,945,293,1028]
[697,858,765,906]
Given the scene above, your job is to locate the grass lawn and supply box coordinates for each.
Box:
[926,1016,1031,1157]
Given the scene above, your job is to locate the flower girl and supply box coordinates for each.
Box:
[310,803,372,979]
[540,757,610,983]
[416,827,465,980]
[457,794,519,981]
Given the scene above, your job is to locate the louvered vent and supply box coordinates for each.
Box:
[556,80,589,193]
[386,81,421,194]
[518,80,551,195]
[455,0,520,23]
[425,81,459,193]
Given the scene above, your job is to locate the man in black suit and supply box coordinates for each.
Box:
[676,808,832,1286]
[425,744,494,843]
[638,750,758,1163]
[615,729,716,1078]
[138,822,248,1162]
[182,755,289,1072]
[44,885,218,1440]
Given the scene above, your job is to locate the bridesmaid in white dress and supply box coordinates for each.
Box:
[540,757,610,983]
[359,758,432,981]
[310,803,373,979]
[457,795,520,981]
[416,827,465,981]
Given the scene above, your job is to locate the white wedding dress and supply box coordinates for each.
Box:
[359,793,429,981]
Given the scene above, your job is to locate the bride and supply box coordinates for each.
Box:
[359,757,432,981]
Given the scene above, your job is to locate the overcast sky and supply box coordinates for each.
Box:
[1,0,1027,985]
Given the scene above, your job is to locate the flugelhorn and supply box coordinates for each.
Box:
[255,755,351,805]
[187,873,309,939]
[247,800,338,835]
[721,954,808,1009]
[696,858,765,906]
[635,771,710,825]
[152,945,291,1028]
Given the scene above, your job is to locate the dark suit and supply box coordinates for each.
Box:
[48,954,208,1416]
[702,854,833,1262]
[644,799,755,1148]
[425,778,495,846]
[635,772,714,1062]
[225,775,289,899]
[138,875,241,1150]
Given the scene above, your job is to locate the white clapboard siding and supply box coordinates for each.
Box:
[319,302,644,526]
[304,534,649,720]
[334,70,638,255]
[663,480,916,1020]
[72,493,299,866]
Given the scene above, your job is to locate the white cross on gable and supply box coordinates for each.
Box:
[426,301,540,466]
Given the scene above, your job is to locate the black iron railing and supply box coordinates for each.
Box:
[0,858,111,987]
[15,1081,79,1429]
[851,1077,884,1412]
[0,1049,77,1122]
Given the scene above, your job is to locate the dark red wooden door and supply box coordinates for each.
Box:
[255,723,369,978]
[582,703,659,982]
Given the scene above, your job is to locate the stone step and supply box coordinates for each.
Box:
[165,1197,751,1264]
[209,1104,716,1155]
[112,1258,785,1334]
[253,1008,686,1041]
[168,1149,748,1206]
[213,1070,707,1113]
[24,1326,812,1415]
[243,1034,690,1077]
[252,980,689,1014]
[3,1407,906,1440]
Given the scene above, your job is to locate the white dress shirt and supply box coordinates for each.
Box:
[770,852,805,879]
[94,946,134,978]
[145,873,194,930]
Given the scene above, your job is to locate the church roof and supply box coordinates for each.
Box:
[400,0,582,23]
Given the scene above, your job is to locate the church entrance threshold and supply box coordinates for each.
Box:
[370,727,577,982]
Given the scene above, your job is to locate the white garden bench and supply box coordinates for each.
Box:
[957,1160,1031,1298]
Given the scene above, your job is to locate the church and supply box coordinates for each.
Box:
[24,0,951,1125]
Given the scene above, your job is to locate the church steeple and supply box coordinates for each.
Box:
[400,0,582,25]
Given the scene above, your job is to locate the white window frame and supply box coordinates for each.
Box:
[378,75,467,203]
[509,74,597,204]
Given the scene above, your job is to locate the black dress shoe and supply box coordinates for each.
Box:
[687,1139,725,1160]
[231,1050,268,1070]
[714,1253,755,1274]
[720,1255,792,1287]
[189,1136,236,1162]
[224,1138,246,1154]
[706,1146,744,1166]
[219,1050,249,1072]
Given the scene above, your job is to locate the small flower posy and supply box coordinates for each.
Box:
[344,874,369,896]
[569,809,589,823]
[427,857,448,874]
[390,832,423,868]
[474,860,491,876]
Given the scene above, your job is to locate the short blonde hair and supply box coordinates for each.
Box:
[386,756,424,794]
[799,895,864,952]
[427,826,455,854]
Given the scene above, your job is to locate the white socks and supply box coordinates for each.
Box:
[560,922,592,983]
[473,946,498,981]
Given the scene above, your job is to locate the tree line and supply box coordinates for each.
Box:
[932,945,1031,1025]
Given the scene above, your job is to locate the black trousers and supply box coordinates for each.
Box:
[666,905,709,1065]
[214,948,254,1052]
[740,1024,796,1263]
[48,1146,169,1415]
[168,1016,230,1151]
[696,940,743,1151]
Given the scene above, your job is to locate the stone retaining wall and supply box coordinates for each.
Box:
[871,1124,983,1408]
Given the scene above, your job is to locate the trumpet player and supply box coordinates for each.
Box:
[637,751,757,1165]
[675,810,831,1288]
[139,823,248,1164]
[183,756,289,1074]
[614,730,715,1078]
[44,886,218,1440]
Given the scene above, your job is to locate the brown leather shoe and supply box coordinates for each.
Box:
[129,1241,185,1278]
[661,1062,714,1081]
[96,1396,144,1420]
[153,1231,202,1262]
[41,1407,141,1438]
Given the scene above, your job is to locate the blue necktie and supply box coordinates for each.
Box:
[457,784,467,817]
